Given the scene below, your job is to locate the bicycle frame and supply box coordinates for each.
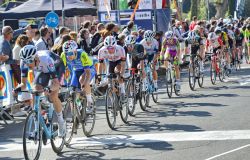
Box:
[32,93,55,140]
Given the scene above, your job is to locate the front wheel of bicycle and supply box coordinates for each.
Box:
[165,68,173,98]
[23,110,42,160]
[189,63,196,91]
[210,61,217,85]
[105,87,116,130]
[198,65,204,88]
[81,95,96,137]
[126,80,136,116]
[119,93,129,124]
[63,100,74,146]
[219,62,226,82]
[50,111,65,154]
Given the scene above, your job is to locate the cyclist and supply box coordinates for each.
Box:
[140,30,159,90]
[61,40,96,111]
[244,24,250,63]
[124,35,147,91]
[185,27,205,73]
[221,28,232,71]
[160,31,181,91]
[235,28,245,63]
[227,24,237,67]
[98,36,126,101]
[206,31,224,59]
[13,45,66,137]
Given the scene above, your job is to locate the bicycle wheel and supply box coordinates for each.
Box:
[139,79,148,111]
[120,91,129,124]
[126,80,136,116]
[235,54,241,71]
[151,80,158,103]
[165,68,173,98]
[105,87,116,130]
[23,110,42,160]
[189,62,196,91]
[197,63,204,88]
[50,111,65,154]
[210,60,217,85]
[219,60,226,82]
[63,100,74,146]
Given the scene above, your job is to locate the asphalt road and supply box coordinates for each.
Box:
[1,63,250,160]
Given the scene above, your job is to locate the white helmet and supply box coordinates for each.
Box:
[188,31,196,40]
[19,45,37,64]
[104,36,117,47]
[144,30,155,41]
[165,31,174,39]
[208,32,217,40]
[125,35,136,46]
[63,40,78,53]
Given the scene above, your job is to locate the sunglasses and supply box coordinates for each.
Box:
[127,44,134,48]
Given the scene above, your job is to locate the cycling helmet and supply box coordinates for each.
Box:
[125,35,136,46]
[104,36,117,47]
[63,40,78,53]
[19,45,37,64]
[222,27,228,33]
[165,31,174,39]
[188,31,196,40]
[215,27,222,34]
[144,30,155,41]
[208,32,217,40]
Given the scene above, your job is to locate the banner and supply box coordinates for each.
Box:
[0,65,15,106]
[139,0,153,9]
[98,0,111,12]
[100,12,117,22]
[156,0,162,9]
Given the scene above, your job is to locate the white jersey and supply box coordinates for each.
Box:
[21,50,56,74]
[98,45,126,62]
[140,39,159,55]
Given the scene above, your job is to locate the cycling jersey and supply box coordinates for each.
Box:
[21,50,56,77]
[98,45,126,62]
[235,33,244,46]
[161,37,180,55]
[221,32,229,48]
[140,39,159,55]
[125,44,145,61]
[61,49,93,71]
[206,36,223,49]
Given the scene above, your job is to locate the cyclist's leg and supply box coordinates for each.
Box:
[152,54,158,89]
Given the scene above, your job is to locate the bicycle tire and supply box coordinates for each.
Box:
[119,93,129,124]
[126,80,136,116]
[81,95,96,137]
[50,111,65,154]
[23,110,42,160]
[105,87,116,130]
[189,62,196,91]
[63,100,74,146]
[165,68,173,98]
[210,62,216,85]
[197,63,204,88]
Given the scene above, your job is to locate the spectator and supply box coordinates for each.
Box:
[189,16,198,31]
[182,20,189,32]
[89,25,97,38]
[54,27,70,45]
[0,25,29,64]
[136,29,144,43]
[155,31,163,51]
[128,0,137,9]
[90,23,105,55]
[117,34,126,46]
[113,24,120,40]
[35,26,52,51]
[122,21,134,36]
[69,31,78,42]
[78,29,91,54]
[131,31,138,37]
[12,34,29,83]
[51,34,71,56]
[79,21,91,31]
[25,28,36,45]
[173,21,184,42]
[33,30,40,44]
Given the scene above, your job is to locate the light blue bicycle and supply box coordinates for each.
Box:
[139,60,159,111]
[21,90,65,160]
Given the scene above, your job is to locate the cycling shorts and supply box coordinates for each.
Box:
[109,60,122,75]
[165,50,180,65]
[70,66,96,88]
[34,72,57,87]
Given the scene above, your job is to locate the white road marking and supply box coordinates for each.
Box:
[205,144,250,160]
[1,130,250,152]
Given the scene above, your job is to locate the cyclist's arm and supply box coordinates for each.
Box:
[120,47,126,76]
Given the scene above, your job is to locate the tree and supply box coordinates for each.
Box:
[190,0,198,18]
[214,0,228,18]
[228,0,235,17]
